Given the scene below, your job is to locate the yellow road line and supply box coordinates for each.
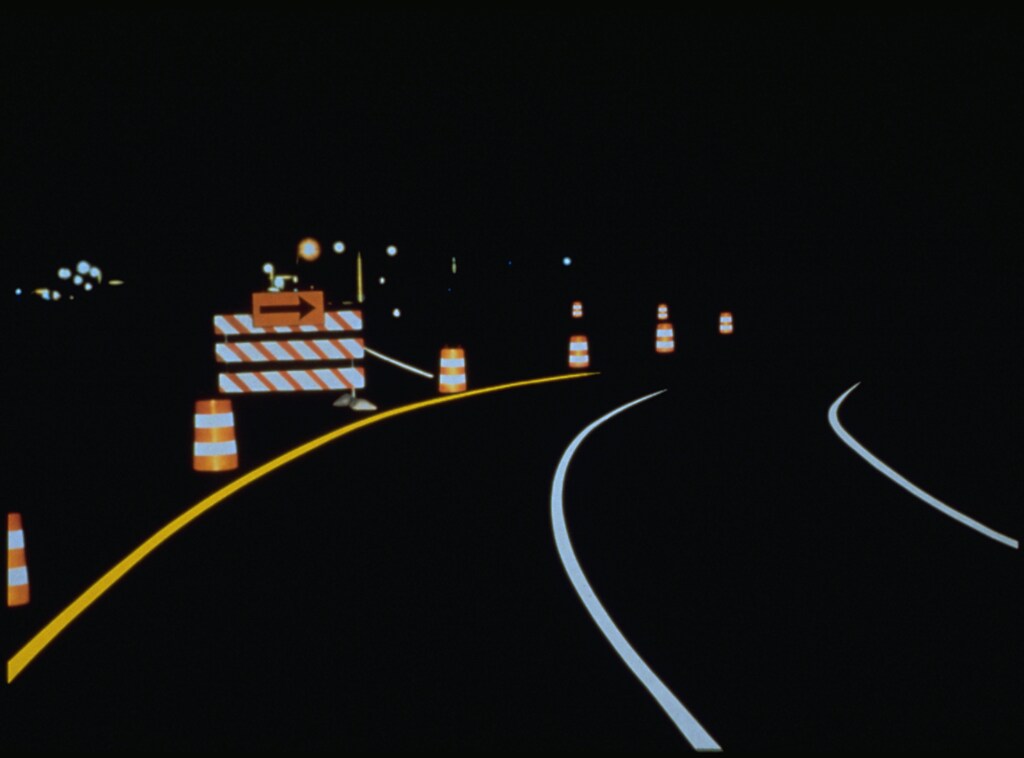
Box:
[8,371,598,683]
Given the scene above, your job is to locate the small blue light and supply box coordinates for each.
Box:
[562,256,572,267]
[507,259,513,266]
[15,288,22,296]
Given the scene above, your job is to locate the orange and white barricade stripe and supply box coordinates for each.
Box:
[657,303,669,320]
[568,335,590,369]
[656,322,675,354]
[193,399,239,472]
[438,347,467,394]
[719,311,734,334]
[572,301,583,319]
[8,513,29,607]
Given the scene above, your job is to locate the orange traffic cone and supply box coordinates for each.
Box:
[439,347,467,394]
[656,322,675,354]
[7,513,29,607]
[719,311,734,334]
[568,335,590,370]
[193,399,239,472]
[657,303,669,320]
[572,300,583,319]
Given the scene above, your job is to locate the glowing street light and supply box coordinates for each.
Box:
[392,307,401,318]
[58,268,71,280]
[386,245,397,257]
[562,256,572,267]
[333,241,345,254]
[76,260,91,275]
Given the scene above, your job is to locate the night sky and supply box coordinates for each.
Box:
[6,13,1018,363]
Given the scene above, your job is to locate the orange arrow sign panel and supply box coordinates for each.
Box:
[252,291,325,327]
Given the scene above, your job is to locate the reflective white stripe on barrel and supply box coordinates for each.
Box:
[194,412,235,429]
[440,358,465,368]
[8,529,25,550]
[193,440,238,457]
[439,373,466,385]
[8,567,29,586]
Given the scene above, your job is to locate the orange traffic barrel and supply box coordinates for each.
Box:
[656,322,675,354]
[572,300,583,319]
[193,399,239,472]
[719,311,734,334]
[658,303,669,320]
[8,513,29,607]
[439,347,467,394]
[568,335,590,369]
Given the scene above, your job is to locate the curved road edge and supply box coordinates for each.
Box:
[829,382,1018,550]
[550,389,723,752]
[8,371,599,684]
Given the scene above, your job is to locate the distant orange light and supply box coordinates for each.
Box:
[297,238,321,262]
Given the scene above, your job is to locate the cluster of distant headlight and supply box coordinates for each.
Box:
[15,260,123,301]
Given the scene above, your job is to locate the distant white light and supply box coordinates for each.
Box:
[89,266,102,279]
[447,287,452,293]
[39,289,51,301]
[507,260,513,266]
[76,260,91,275]
[378,276,386,285]
[73,275,84,285]
[273,275,287,290]
[58,268,71,280]
[562,256,572,267]
[15,288,22,296]
[386,245,397,257]
[392,307,401,318]
[109,280,125,286]
[84,282,93,291]
[52,290,62,301]
[262,263,275,275]
[333,241,345,254]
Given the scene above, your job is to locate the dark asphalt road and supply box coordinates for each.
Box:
[5,338,1020,751]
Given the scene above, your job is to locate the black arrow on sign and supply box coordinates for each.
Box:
[260,295,318,319]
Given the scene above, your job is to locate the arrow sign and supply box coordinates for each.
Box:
[252,291,325,327]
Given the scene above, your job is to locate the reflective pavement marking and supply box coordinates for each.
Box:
[8,371,598,683]
[550,390,723,751]
[829,382,1018,549]
[364,346,434,378]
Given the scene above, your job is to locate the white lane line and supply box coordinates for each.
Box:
[551,390,723,752]
[829,382,1018,549]
[364,346,435,379]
